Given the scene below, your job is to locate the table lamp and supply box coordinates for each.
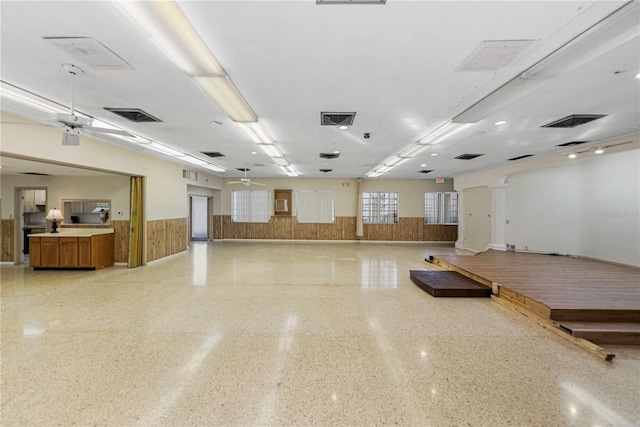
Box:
[45,208,64,233]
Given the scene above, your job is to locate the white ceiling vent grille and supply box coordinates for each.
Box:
[44,37,133,70]
[321,112,356,126]
[456,40,534,71]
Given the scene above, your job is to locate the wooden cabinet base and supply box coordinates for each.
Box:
[30,233,114,270]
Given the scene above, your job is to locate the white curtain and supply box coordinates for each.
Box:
[296,191,334,223]
[231,190,270,223]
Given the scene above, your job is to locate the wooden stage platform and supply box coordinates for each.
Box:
[432,250,640,357]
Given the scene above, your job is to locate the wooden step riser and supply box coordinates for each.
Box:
[570,331,640,345]
[551,310,640,323]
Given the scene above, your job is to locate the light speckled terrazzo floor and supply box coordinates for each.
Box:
[1,241,639,426]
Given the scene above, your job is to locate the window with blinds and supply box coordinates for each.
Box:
[362,192,398,224]
[231,190,271,223]
[296,191,335,223]
[425,192,458,224]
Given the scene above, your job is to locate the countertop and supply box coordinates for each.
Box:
[29,228,114,237]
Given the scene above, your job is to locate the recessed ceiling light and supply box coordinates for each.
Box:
[567,152,578,159]
[636,72,640,79]
[333,150,340,154]
[338,125,348,130]
[430,153,438,157]
[494,120,507,126]
[420,164,427,167]
[250,151,257,155]
[594,147,605,154]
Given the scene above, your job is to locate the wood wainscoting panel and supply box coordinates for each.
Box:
[147,218,188,262]
[212,215,223,239]
[111,220,130,263]
[1,219,15,262]
[217,215,457,242]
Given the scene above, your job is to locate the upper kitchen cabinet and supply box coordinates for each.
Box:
[23,189,46,212]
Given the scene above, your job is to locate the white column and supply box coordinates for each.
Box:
[455,191,465,250]
[488,183,508,251]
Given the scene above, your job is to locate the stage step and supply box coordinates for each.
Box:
[558,322,640,345]
[550,309,640,323]
[410,270,491,298]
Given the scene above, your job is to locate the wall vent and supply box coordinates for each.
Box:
[182,170,197,180]
[455,154,484,160]
[319,169,333,173]
[321,112,356,126]
[104,108,162,122]
[542,114,606,128]
[201,151,225,158]
[508,154,534,161]
[319,152,341,159]
[418,170,434,174]
[556,140,589,147]
[20,172,51,176]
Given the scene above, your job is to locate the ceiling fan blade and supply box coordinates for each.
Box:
[226,181,243,185]
[249,182,266,186]
[85,126,133,137]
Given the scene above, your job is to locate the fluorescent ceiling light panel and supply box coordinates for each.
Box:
[272,157,290,167]
[286,171,299,177]
[236,121,274,145]
[182,156,209,166]
[419,122,472,145]
[113,0,224,76]
[147,142,185,157]
[397,143,429,158]
[523,1,639,79]
[1,81,69,114]
[195,76,257,122]
[366,172,382,178]
[44,37,133,70]
[375,165,393,173]
[203,164,226,172]
[258,144,282,157]
[384,156,410,167]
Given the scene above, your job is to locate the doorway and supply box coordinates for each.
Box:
[190,196,209,241]
[15,187,48,264]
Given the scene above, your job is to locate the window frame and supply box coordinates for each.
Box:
[362,191,399,225]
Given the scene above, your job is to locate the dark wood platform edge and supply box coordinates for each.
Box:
[410,271,491,298]
[432,256,616,362]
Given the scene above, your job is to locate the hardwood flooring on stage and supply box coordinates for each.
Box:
[434,250,640,314]
[433,250,640,346]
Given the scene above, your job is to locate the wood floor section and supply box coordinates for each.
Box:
[433,250,640,345]
[410,271,491,298]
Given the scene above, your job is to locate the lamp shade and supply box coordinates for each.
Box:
[45,208,64,221]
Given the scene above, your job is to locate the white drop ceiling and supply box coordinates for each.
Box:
[1,1,638,179]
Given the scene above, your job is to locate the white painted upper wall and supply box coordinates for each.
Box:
[505,149,640,266]
[1,112,224,221]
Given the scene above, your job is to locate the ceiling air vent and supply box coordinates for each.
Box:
[508,154,534,161]
[418,170,434,174]
[542,114,606,128]
[20,172,50,176]
[236,167,250,172]
[321,112,356,126]
[104,108,162,122]
[319,169,333,173]
[455,154,484,160]
[201,151,225,158]
[556,141,589,147]
[320,152,341,159]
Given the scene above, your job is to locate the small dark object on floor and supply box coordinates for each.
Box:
[410,270,491,297]
[425,255,434,263]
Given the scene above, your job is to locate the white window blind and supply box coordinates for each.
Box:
[362,192,399,224]
[425,192,458,224]
[231,190,271,223]
[296,191,335,223]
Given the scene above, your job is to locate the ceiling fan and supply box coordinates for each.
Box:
[227,164,266,187]
[52,64,132,145]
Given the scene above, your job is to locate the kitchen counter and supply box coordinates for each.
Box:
[29,230,115,269]
[31,228,114,237]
